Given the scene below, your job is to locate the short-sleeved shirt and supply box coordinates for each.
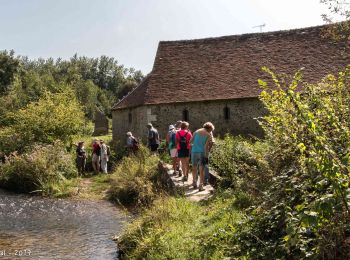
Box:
[148,128,160,145]
[92,143,101,155]
[76,147,86,157]
[176,130,192,150]
[126,136,134,147]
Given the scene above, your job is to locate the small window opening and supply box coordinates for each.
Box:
[182,109,189,122]
[224,106,230,120]
[128,112,132,124]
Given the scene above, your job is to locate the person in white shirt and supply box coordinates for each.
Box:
[100,139,108,174]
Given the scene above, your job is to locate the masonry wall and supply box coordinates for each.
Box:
[112,98,267,144]
[112,106,148,145]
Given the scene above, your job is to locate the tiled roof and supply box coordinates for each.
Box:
[113,24,350,110]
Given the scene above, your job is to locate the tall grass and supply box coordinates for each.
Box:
[118,193,244,259]
[109,145,163,208]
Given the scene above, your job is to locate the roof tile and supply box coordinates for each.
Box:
[113,25,350,110]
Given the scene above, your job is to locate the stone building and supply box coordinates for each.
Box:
[93,108,109,136]
[112,25,350,143]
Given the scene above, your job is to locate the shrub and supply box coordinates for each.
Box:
[0,89,85,153]
[109,146,162,208]
[210,135,271,199]
[0,142,77,195]
[235,67,350,258]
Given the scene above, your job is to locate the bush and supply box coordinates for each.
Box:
[109,146,162,208]
[210,135,271,200]
[0,89,85,153]
[234,67,350,258]
[0,142,77,195]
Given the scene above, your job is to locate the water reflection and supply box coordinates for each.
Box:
[0,189,126,259]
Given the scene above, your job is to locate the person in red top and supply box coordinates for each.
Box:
[91,139,101,174]
[176,121,192,181]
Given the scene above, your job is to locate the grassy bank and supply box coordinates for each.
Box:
[118,192,245,259]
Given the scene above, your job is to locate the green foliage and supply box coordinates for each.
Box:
[109,146,162,208]
[0,50,20,94]
[211,135,271,194]
[0,51,144,121]
[235,67,350,258]
[0,90,85,153]
[0,142,77,195]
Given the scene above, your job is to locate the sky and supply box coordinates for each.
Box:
[0,0,331,73]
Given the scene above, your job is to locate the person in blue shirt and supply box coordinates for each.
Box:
[190,122,215,191]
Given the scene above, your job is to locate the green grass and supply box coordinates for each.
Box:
[118,191,245,259]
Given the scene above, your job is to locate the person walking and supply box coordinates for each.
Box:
[91,139,101,174]
[190,122,215,191]
[176,121,192,181]
[100,139,109,174]
[166,125,177,174]
[174,120,182,176]
[147,123,160,152]
[76,141,86,176]
[126,132,139,155]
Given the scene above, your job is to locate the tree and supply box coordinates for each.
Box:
[0,50,20,94]
[0,89,86,153]
[320,0,350,42]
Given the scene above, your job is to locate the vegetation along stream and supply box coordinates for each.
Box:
[0,189,126,259]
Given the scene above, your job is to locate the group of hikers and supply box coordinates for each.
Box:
[75,120,215,192]
[75,138,110,175]
[126,120,215,192]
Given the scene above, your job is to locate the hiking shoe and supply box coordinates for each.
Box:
[203,181,208,186]
[182,176,188,182]
[198,185,205,192]
[192,182,198,189]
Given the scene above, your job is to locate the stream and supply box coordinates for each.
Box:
[0,189,126,259]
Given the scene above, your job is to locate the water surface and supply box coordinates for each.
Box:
[0,189,126,259]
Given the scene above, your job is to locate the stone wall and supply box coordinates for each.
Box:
[93,109,109,136]
[112,98,267,144]
[112,106,149,145]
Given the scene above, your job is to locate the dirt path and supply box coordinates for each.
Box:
[72,175,111,201]
[163,164,214,202]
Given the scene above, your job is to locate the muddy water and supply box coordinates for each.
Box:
[0,189,126,259]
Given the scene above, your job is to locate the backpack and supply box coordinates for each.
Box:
[132,137,139,151]
[179,131,189,150]
[106,145,111,156]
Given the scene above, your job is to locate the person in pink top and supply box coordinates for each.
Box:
[176,121,192,181]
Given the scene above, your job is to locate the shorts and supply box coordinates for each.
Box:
[178,149,189,158]
[92,153,100,162]
[170,148,177,158]
[150,144,159,152]
[191,152,206,167]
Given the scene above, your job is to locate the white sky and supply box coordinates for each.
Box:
[0,0,330,73]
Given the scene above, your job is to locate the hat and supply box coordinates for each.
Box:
[147,123,153,127]
[126,132,132,136]
[100,139,104,143]
[169,125,175,130]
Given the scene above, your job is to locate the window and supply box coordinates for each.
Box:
[128,112,132,124]
[224,106,230,120]
[182,109,189,121]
